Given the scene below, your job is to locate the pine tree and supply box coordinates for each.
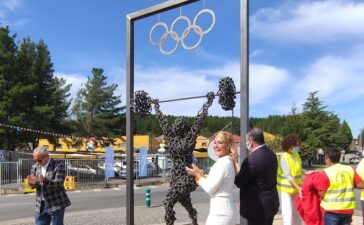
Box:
[71,68,124,141]
[0,26,18,149]
[0,32,71,150]
[300,91,343,159]
[337,120,353,150]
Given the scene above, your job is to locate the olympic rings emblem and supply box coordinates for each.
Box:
[149,9,216,55]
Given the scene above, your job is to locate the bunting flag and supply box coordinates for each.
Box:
[0,122,82,140]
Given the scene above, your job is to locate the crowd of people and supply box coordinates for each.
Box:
[27,127,364,225]
[187,128,364,225]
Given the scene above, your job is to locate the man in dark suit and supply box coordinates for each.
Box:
[28,146,71,225]
[235,128,279,225]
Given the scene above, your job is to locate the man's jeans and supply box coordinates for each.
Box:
[324,212,352,225]
[35,201,65,225]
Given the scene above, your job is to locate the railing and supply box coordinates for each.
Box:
[0,162,19,194]
[0,157,213,194]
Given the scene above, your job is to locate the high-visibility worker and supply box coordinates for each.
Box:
[277,133,302,225]
[316,148,364,225]
[356,157,364,225]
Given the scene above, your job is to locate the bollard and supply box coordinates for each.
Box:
[144,188,151,208]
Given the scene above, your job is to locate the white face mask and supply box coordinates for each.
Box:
[246,141,253,151]
[293,146,300,152]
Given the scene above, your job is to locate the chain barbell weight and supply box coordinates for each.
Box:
[217,77,236,111]
[133,77,237,112]
[133,90,152,117]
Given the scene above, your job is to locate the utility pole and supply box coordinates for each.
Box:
[360,128,363,152]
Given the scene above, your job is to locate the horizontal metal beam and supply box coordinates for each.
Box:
[158,91,241,103]
[127,0,200,21]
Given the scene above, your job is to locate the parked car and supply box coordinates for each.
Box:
[67,163,97,175]
[120,161,157,179]
[98,162,123,176]
[349,156,360,164]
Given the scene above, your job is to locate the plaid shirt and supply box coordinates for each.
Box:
[31,159,71,213]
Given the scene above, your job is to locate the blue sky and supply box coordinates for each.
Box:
[1,0,364,137]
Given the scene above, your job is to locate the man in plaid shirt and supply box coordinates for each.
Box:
[28,146,71,225]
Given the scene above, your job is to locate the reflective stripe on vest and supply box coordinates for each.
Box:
[321,164,355,210]
[277,151,302,194]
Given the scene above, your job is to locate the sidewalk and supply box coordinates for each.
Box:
[0,203,362,225]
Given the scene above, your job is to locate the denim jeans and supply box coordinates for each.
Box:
[323,212,352,225]
[35,201,65,225]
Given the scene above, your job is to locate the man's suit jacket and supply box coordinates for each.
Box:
[31,158,71,213]
[234,145,279,220]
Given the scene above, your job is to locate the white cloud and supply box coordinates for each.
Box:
[0,0,22,19]
[250,50,262,59]
[58,61,290,118]
[2,0,22,11]
[249,64,291,105]
[295,46,364,105]
[251,0,364,44]
[193,48,226,62]
[133,66,216,116]
[0,0,27,26]
[0,9,5,19]
[107,62,290,116]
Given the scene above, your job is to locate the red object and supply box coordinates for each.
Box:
[296,171,324,225]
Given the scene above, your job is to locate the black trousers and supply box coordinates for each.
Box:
[247,216,274,225]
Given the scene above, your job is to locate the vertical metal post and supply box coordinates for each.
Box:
[240,0,249,224]
[231,109,234,134]
[126,16,135,225]
[17,161,19,189]
[0,162,2,196]
[360,128,363,152]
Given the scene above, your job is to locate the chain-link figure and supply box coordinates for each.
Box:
[153,92,215,225]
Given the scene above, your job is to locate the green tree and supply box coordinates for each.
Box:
[71,68,124,141]
[282,103,303,136]
[0,26,18,149]
[300,133,320,160]
[337,120,352,150]
[301,91,343,158]
[0,31,71,150]
[266,137,282,153]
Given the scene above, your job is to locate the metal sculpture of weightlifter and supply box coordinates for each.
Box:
[152,92,215,225]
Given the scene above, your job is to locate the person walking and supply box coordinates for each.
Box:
[234,127,279,225]
[27,146,71,225]
[277,133,303,225]
[316,148,364,225]
[186,131,239,225]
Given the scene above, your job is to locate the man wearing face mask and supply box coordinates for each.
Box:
[27,146,71,225]
[277,133,303,225]
[234,127,279,225]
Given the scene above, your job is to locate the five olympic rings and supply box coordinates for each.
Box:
[149,9,216,55]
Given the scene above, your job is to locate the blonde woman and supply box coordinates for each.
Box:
[186,131,239,225]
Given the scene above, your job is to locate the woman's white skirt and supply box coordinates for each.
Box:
[205,196,238,225]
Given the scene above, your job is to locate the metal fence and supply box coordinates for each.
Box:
[0,162,19,192]
[0,157,213,194]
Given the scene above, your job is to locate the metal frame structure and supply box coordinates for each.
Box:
[126,0,249,224]
[239,1,249,224]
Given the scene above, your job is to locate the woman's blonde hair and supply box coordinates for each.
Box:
[214,131,238,159]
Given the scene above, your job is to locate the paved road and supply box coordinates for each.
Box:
[0,184,240,222]
[0,183,362,224]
